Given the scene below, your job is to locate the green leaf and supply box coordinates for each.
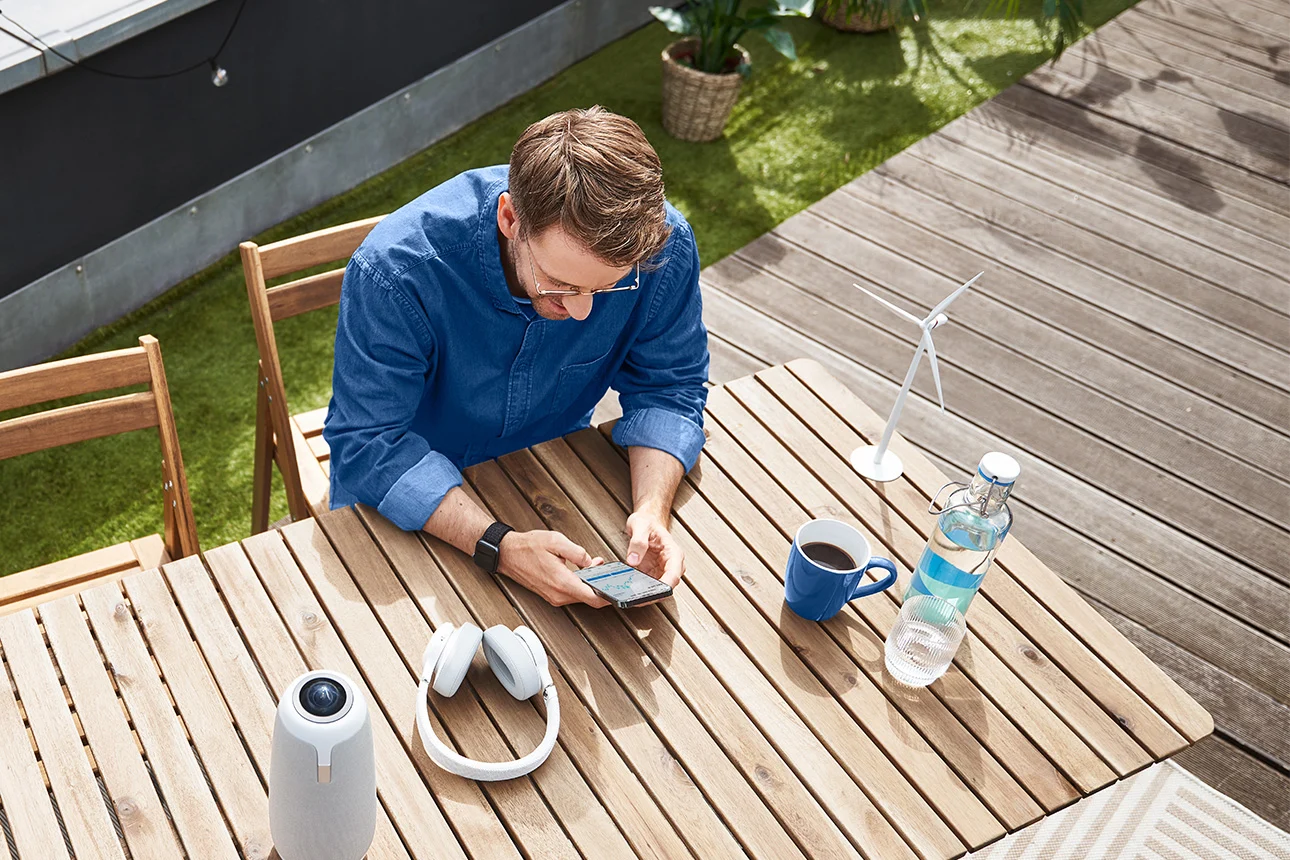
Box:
[761,26,797,60]
[649,6,696,35]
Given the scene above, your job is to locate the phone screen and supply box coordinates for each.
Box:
[579,562,673,607]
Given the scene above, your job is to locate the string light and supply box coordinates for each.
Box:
[0,0,247,87]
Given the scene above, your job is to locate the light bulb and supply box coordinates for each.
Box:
[210,62,229,87]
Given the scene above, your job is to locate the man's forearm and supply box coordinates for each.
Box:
[628,445,685,524]
[422,486,496,555]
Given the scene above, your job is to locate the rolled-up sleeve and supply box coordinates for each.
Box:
[611,223,709,472]
[324,255,463,530]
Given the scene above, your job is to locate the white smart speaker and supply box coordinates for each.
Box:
[270,670,376,860]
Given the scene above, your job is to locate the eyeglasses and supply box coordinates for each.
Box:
[526,237,639,297]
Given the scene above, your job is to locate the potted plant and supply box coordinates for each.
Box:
[651,0,815,142]
[817,0,917,32]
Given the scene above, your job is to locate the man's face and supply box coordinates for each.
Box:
[498,192,633,322]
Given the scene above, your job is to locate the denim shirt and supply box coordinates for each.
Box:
[323,165,710,531]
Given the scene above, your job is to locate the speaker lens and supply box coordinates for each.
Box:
[299,678,347,718]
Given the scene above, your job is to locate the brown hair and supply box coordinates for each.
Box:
[509,106,671,268]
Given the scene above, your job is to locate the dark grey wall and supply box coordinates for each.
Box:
[0,0,561,299]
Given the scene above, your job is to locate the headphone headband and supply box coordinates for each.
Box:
[415,623,559,782]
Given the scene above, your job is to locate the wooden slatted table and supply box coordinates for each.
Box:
[0,361,1211,860]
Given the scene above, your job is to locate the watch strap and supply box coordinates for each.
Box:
[474,522,514,574]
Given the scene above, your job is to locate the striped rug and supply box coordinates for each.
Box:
[968,762,1290,859]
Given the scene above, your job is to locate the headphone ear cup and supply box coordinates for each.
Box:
[422,624,454,680]
[513,626,549,683]
[432,623,482,698]
[482,626,541,700]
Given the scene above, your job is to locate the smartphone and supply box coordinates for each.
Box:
[578,561,673,608]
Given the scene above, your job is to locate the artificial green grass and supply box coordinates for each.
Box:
[0,1,1134,575]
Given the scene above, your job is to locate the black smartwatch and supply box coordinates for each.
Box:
[473,521,514,574]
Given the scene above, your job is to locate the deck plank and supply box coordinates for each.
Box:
[804,190,1289,446]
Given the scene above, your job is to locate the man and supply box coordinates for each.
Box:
[324,106,709,608]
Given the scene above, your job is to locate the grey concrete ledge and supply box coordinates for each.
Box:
[0,0,654,370]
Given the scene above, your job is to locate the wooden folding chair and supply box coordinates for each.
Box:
[0,335,200,615]
[241,215,384,533]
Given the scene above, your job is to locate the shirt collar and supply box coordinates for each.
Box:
[478,180,525,316]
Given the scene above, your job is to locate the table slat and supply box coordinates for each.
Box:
[480,456,814,858]
[0,624,66,858]
[303,511,581,860]
[377,500,708,860]
[0,609,123,860]
[39,596,183,858]
[466,461,779,860]
[196,545,412,860]
[744,369,1191,757]
[785,360,1215,743]
[620,420,1059,824]
[702,385,1130,787]
[505,446,951,858]
[570,430,1035,846]
[238,530,478,860]
[722,376,1169,775]
[80,582,241,860]
[499,443,871,858]
[348,506,650,860]
[121,570,272,859]
[689,413,1083,812]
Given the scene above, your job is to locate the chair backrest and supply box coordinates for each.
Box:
[0,335,200,560]
[239,216,383,514]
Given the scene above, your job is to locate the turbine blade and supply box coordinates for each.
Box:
[853,283,922,325]
[924,331,946,412]
[927,271,984,322]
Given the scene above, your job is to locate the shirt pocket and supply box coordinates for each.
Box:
[555,348,613,414]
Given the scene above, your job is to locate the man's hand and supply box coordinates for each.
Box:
[624,511,685,589]
[497,530,610,608]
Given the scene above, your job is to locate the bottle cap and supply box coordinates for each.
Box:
[978,452,1020,485]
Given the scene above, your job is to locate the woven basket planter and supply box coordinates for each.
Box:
[820,1,897,32]
[660,39,751,143]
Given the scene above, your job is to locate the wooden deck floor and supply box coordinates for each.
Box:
[691,0,1290,830]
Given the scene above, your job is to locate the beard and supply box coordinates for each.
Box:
[506,235,569,320]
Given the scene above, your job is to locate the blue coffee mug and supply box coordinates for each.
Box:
[785,519,898,621]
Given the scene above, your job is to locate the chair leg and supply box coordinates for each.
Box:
[251,381,274,534]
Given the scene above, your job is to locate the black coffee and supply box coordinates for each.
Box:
[801,542,856,571]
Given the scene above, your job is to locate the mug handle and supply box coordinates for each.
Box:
[849,557,898,600]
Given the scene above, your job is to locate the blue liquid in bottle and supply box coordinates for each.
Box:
[905,453,1019,616]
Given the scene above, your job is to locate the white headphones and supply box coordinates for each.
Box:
[416,622,559,781]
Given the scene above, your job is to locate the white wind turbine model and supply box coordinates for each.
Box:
[849,272,983,482]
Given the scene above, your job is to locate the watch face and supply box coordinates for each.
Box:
[476,541,500,571]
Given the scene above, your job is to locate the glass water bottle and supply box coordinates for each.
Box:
[905,452,1020,615]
